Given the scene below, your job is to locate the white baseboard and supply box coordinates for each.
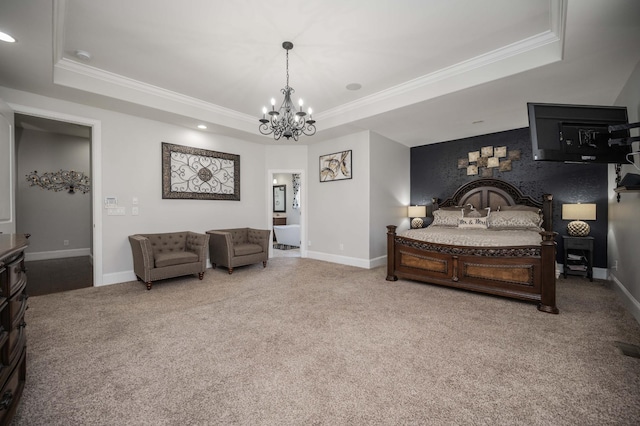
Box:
[25,248,91,261]
[610,274,640,326]
[306,250,370,269]
[100,270,136,286]
[368,255,387,269]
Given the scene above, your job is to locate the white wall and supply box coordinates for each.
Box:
[1,87,268,285]
[369,132,410,263]
[610,59,640,323]
[16,128,91,258]
[307,131,370,266]
[1,87,409,285]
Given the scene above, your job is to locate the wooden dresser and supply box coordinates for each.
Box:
[0,234,29,425]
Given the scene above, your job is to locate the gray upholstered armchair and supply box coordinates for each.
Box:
[206,228,271,274]
[128,231,209,290]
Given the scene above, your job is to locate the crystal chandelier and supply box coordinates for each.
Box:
[259,41,316,141]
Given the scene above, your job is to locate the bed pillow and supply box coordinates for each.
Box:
[432,209,462,227]
[488,210,543,230]
[438,204,470,211]
[498,204,541,214]
[458,207,490,228]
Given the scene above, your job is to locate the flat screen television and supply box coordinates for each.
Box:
[527,102,631,163]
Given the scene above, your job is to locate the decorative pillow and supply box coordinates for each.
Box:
[487,210,543,230]
[439,205,468,211]
[498,204,541,214]
[432,209,462,227]
[458,207,490,228]
[458,216,488,229]
[463,207,490,218]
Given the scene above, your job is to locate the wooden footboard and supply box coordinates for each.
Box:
[387,225,558,313]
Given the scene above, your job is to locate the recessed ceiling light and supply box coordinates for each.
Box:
[197,124,207,130]
[0,31,16,43]
[74,50,92,61]
[346,83,362,91]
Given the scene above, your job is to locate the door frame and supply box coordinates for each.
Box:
[267,168,306,258]
[10,103,103,286]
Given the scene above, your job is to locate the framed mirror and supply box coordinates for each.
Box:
[273,185,286,212]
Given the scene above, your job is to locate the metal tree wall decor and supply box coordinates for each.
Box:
[26,170,91,194]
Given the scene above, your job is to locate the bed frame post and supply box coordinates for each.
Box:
[542,194,553,232]
[538,194,559,313]
[386,225,398,281]
[538,230,559,314]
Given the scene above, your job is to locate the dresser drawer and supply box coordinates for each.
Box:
[566,238,592,250]
[2,322,25,368]
[0,348,26,426]
[1,286,27,366]
[0,254,26,299]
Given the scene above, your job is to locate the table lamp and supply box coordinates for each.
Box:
[562,203,596,237]
[408,205,427,229]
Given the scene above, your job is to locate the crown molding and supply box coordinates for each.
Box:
[318,30,563,122]
[54,58,256,128]
[317,0,567,126]
[51,0,567,136]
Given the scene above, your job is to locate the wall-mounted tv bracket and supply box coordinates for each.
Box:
[608,121,640,146]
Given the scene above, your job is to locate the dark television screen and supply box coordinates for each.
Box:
[527,102,631,163]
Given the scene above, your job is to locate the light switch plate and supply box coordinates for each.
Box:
[107,207,125,216]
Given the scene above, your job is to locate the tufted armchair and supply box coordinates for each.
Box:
[128,231,209,290]
[206,228,271,274]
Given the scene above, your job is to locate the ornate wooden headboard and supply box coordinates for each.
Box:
[436,178,553,231]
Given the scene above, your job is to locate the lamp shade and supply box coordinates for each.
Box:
[408,205,427,229]
[562,204,596,220]
[408,205,426,218]
[562,203,596,237]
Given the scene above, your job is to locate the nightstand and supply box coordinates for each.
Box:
[562,235,594,281]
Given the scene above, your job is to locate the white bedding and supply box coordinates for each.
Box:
[399,226,542,247]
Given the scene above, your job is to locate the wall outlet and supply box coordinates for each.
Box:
[63,240,69,246]
[308,240,311,247]
[339,243,344,251]
[613,260,618,270]
[132,207,139,216]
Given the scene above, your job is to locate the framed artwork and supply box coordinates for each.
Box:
[162,142,240,200]
[481,167,494,177]
[499,159,512,172]
[457,158,469,169]
[320,150,352,182]
[481,146,494,158]
[459,145,520,176]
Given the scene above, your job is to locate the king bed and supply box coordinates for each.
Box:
[386,178,558,313]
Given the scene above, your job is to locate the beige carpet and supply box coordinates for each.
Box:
[12,257,640,425]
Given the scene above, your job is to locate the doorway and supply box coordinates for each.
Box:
[14,112,96,295]
[269,169,305,259]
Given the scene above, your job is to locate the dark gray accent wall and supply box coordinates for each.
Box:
[410,127,609,267]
